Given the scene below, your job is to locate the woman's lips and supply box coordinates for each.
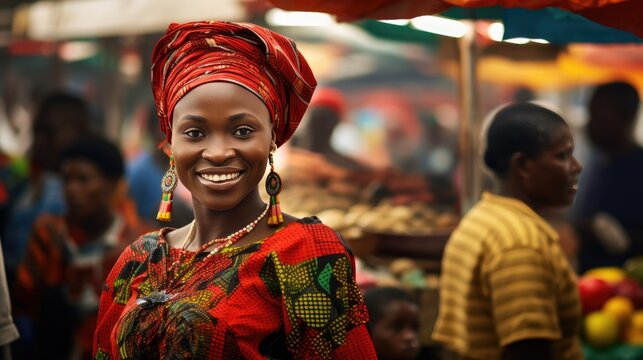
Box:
[197,171,243,190]
[199,172,240,183]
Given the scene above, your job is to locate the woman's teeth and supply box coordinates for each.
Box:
[200,172,240,182]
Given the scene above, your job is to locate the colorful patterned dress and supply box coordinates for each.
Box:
[93,217,376,359]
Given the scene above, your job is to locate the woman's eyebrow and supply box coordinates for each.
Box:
[179,114,206,123]
[228,112,258,122]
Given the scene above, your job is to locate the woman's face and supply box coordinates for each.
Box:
[522,124,582,208]
[62,159,116,220]
[371,300,420,360]
[171,82,272,211]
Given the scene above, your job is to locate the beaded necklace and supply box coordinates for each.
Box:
[138,204,272,308]
[169,204,270,275]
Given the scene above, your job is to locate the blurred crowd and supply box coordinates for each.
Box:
[0,91,194,359]
[0,79,640,360]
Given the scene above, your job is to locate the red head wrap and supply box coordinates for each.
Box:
[151,21,317,147]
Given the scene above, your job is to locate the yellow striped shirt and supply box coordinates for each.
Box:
[432,192,582,360]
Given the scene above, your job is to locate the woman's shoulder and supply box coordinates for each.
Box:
[267,215,352,256]
[282,215,338,236]
[120,228,168,258]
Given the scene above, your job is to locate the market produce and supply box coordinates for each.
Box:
[612,278,643,309]
[625,311,643,345]
[282,183,457,238]
[579,263,643,354]
[584,311,620,348]
[584,267,627,284]
[578,276,614,314]
[625,257,643,286]
[602,296,635,328]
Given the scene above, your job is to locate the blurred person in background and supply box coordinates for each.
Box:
[0,239,19,360]
[433,103,583,360]
[287,87,375,195]
[572,81,643,273]
[0,70,31,158]
[363,286,421,360]
[126,105,193,229]
[13,136,144,360]
[293,87,364,171]
[93,21,375,359]
[0,92,93,284]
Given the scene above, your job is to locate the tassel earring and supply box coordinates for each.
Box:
[157,154,178,222]
[265,144,283,226]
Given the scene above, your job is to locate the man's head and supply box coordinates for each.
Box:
[587,81,640,155]
[30,92,92,172]
[482,102,582,209]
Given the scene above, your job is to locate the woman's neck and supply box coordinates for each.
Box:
[190,192,268,247]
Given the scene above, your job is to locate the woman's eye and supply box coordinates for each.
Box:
[185,129,203,138]
[234,126,254,137]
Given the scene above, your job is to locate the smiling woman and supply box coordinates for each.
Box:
[92,21,376,359]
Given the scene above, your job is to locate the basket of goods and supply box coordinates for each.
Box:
[357,201,458,261]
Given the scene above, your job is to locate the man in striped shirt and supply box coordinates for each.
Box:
[433,103,583,360]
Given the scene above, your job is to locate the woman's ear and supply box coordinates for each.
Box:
[510,152,530,180]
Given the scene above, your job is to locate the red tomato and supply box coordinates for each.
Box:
[578,276,614,314]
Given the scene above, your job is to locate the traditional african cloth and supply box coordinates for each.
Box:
[151,21,317,147]
[93,217,376,359]
[15,212,143,360]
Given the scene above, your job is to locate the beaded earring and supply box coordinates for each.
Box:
[157,154,178,222]
[265,143,283,226]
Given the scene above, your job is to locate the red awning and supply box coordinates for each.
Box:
[268,0,642,38]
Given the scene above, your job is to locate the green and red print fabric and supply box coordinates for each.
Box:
[93,217,375,359]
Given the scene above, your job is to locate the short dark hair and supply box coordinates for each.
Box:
[363,286,417,333]
[483,102,567,178]
[60,136,125,181]
[589,81,640,124]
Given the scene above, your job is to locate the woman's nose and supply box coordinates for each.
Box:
[202,137,235,164]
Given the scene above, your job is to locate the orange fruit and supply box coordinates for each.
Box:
[603,296,634,327]
[625,311,643,344]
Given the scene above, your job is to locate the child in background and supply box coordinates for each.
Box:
[364,286,421,360]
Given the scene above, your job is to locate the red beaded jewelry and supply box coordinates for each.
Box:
[170,204,270,275]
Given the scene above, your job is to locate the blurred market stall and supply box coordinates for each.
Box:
[1,1,642,358]
[12,0,245,40]
[265,1,643,357]
[269,0,643,213]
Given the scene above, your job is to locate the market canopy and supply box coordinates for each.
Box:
[13,0,246,41]
[268,0,643,40]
